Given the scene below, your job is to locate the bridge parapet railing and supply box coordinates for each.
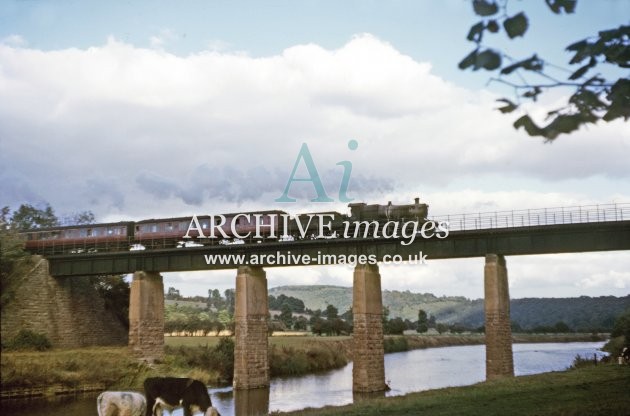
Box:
[430,203,630,232]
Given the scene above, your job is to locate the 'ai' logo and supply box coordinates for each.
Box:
[275,140,358,203]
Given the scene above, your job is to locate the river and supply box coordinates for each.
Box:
[1,341,608,416]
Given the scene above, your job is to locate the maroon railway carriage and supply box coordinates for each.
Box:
[23,222,135,254]
[134,210,288,248]
[134,216,207,249]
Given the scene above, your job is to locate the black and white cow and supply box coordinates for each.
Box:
[143,377,219,416]
[97,391,146,416]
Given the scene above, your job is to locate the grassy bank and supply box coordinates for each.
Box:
[1,333,608,396]
[0,347,150,393]
[277,364,630,416]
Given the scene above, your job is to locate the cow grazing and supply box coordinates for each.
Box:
[97,391,147,416]
[144,377,219,416]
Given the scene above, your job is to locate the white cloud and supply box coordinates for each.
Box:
[1,34,27,47]
[1,34,628,298]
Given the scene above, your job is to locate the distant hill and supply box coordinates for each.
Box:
[268,285,629,331]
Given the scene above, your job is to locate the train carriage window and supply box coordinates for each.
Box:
[87,229,93,237]
[201,220,209,229]
[108,227,114,235]
[166,222,173,231]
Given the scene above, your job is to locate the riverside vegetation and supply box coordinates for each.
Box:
[0,332,614,395]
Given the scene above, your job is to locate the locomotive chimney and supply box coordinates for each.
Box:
[414,197,419,204]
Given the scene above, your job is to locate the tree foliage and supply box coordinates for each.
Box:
[611,309,630,347]
[268,294,306,313]
[8,203,59,231]
[94,275,130,329]
[461,0,629,141]
[417,309,429,333]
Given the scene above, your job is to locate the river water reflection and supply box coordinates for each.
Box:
[2,341,607,416]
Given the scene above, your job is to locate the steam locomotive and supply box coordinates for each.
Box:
[22,198,429,254]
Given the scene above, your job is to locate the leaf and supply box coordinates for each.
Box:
[495,98,518,113]
[522,86,542,101]
[467,21,486,42]
[543,114,584,139]
[513,115,544,137]
[500,54,543,75]
[458,48,479,70]
[486,20,500,33]
[566,39,588,52]
[474,49,502,70]
[603,78,630,121]
[472,0,499,16]
[569,89,607,112]
[503,12,528,39]
[521,54,544,71]
[568,57,596,80]
[545,0,577,14]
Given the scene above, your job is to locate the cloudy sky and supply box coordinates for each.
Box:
[1,0,628,300]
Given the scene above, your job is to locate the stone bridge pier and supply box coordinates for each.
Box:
[128,271,165,362]
[233,266,269,390]
[353,264,387,393]
[484,254,514,380]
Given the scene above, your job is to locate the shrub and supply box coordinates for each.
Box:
[164,337,234,384]
[5,329,52,351]
[384,336,408,353]
[269,343,347,377]
[571,354,600,369]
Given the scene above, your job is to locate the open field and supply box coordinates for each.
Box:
[165,332,605,352]
[277,364,630,416]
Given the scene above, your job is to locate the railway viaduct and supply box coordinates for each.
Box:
[23,205,630,399]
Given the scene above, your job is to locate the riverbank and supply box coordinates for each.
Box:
[276,364,630,416]
[0,333,608,399]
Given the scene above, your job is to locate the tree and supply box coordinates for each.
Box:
[611,309,630,348]
[166,287,182,300]
[0,209,33,309]
[460,0,629,141]
[417,309,429,333]
[553,321,572,333]
[293,316,308,331]
[341,307,353,323]
[9,203,58,230]
[224,289,235,316]
[93,275,130,329]
[382,306,390,328]
[325,304,338,320]
[279,304,294,328]
[208,288,223,310]
[387,317,406,335]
